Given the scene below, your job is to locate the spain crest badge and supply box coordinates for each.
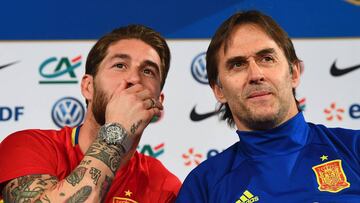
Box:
[113,197,138,203]
[113,190,138,203]
[312,159,350,193]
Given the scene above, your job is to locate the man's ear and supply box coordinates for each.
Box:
[291,61,301,88]
[211,82,227,104]
[158,92,165,104]
[81,74,94,102]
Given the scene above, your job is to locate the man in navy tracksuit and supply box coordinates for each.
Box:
[176,10,360,202]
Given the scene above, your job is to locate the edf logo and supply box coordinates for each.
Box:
[52,97,85,128]
[191,52,208,84]
[0,106,24,121]
[39,55,82,84]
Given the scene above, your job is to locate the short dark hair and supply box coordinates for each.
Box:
[206,10,301,127]
[86,24,170,89]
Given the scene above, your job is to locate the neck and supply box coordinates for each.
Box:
[78,112,101,154]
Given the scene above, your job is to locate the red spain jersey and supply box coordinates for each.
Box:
[0,127,181,202]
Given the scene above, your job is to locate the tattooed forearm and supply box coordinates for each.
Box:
[34,194,51,203]
[89,167,101,185]
[3,175,58,203]
[130,120,143,134]
[12,179,44,202]
[80,159,92,166]
[99,175,112,202]
[66,167,87,186]
[2,183,12,202]
[65,186,92,203]
[85,139,123,174]
[37,176,58,186]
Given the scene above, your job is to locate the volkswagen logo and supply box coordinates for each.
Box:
[52,97,85,128]
[191,52,208,84]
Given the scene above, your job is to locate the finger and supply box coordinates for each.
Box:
[143,108,161,126]
[125,83,144,93]
[109,80,128,100]
[145,98,156,109]
[153,99,163,110]
[151,107,162,119]
[136,89,152,100]
[145,98,163,110]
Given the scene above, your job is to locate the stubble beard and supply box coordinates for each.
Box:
[92,83,109,126]
[238,98,290,131]
[236,84,292,131]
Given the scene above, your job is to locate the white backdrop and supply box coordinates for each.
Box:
[0,38,359,181]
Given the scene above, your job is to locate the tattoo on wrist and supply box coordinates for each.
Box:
[130,120,143,135]
[85,139,123,174]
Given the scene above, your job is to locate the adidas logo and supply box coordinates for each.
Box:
[236,190,259,203]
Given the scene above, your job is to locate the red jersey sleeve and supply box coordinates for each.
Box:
[0,129,61,185]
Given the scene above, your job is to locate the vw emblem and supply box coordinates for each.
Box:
[52,97,85,128]
[191,52,208,84]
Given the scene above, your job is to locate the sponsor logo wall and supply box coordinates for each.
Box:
[0,39,359,181]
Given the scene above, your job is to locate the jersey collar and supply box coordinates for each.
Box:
[71,126,81,147]
[235,112,310,158]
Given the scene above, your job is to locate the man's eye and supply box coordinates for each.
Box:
[231,62,246,69]
[261,56,275,63]
[115,63,125,69]
[143,68,154,75]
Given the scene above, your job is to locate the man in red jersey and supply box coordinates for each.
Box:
[0,25,181,202]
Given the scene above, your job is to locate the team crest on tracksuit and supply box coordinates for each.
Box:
[113,190,138,203]
[312,159,350,193]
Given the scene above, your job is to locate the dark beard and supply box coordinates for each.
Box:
[238,99,290,131]
[92,83,108,126]
[241,116,281,131]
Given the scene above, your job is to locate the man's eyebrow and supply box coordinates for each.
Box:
[109,54,131,60]
[255,48,276,56]
[141,60,160,72]
[225,56,247,67]
[225,48,277,67]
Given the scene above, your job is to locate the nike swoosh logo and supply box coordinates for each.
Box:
[330,60,360,76]
[0,61,19,70]
[190,105,222,122]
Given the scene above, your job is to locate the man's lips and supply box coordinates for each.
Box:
[247,91,272,99]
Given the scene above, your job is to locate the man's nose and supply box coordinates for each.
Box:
[125,70,141,88]
[248,59,265,84]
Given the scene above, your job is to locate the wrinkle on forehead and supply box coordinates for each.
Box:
[222,23,266,55]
